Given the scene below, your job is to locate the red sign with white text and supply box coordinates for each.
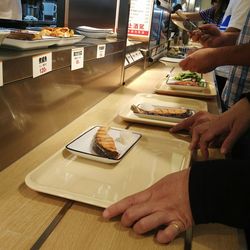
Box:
[128,0,153,37]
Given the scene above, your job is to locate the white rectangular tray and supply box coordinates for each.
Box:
[155,78,217,98]
[119,93,207,127]
[1,37,60,50]
[54,35,84,46]
[25,131,191,208]
[1,35,84,50]
[159,56,183,64]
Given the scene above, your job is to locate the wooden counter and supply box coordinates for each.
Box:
[0,62,245,249]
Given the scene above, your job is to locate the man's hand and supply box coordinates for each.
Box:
[190,24,223,47]
[179,47,219,73]
[171,98,250,159]
[103,169,193,244]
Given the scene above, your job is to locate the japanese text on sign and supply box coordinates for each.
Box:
[128,0,153,37]
[71,47,84,71]
[32,52,52,78]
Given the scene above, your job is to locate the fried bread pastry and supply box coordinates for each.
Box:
[93,127,119,159]
[6,31,42,40]
[40,27,74,37]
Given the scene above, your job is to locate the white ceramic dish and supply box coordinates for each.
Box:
[1,37,60,50]
[131,103,195,123]
[119,93,207,127]
[0,30,10,46]
[54,35,84,46]
[159,56,183,64]
[155,78,217,98]
[76,26,113,33]
[76,30,112,39]
[167,78,208,92]
[66,126,141,164]
[25,131,191,208]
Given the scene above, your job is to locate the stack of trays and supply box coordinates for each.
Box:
[76,26,113,39]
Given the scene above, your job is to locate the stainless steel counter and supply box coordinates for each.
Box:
[0,39,126,170]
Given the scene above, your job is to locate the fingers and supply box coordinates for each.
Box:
[156,221,184,244]
[132,211,168,234]
[103,191,150,220]
[121,201,153,227]
[170,116,194,133]
[170,112,207,134]
[221,127,242,154]
[179,57,189,70]
[199,24,220,35]
[189,125,203,150]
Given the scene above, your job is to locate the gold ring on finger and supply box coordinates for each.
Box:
[171,222,181,233]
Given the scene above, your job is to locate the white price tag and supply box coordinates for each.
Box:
[0,61,3,87]
[126,53,134,64]
[71,47,84,71]
[97,44,106,58]
[32,53,52,78]
[130,51,138,61]
[136,51,143,59]
[124,58,129,67]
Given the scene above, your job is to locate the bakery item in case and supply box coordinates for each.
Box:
[6,31,42,40]
[40,27,74,37]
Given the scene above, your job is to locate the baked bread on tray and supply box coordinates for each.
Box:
[6,31,42,40]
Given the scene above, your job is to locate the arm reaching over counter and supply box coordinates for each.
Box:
[190,24,239,47]
[179,43,250,73]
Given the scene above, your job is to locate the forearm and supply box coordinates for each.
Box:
[171,12,202,22]
[219,32,240,46]
[210,44,250,67]
[189,159,250,228]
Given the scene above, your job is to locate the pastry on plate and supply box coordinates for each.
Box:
[6,31,42,40]
[40,27,74,37]
[93,127,119,159]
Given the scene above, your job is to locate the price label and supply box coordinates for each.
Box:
[131,51,141,61]
[0,61,3,86]
[126,53,134,64]
[124,58,129,67]
[97,44,106,58]
[136,51,143,59]
[71,47,84,71]
[32,53,52,78]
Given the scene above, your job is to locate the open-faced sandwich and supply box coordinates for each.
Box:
[93,126,119,159]
[131,103,194,121]
[167,72,208,91]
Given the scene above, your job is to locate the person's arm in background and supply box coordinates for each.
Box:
[171,12,202,22]
[191,0,250,47]
[179,43,250,73]
[190,24,239,48]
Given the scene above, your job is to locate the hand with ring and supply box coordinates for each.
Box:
[103,169,193,244]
